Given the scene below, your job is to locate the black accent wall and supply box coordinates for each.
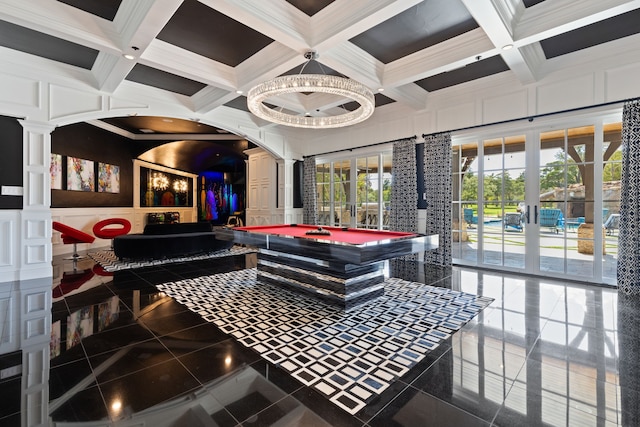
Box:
[0,116,23,209]
[51,122,135,207]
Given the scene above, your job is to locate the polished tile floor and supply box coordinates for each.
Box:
[5,250,638,426]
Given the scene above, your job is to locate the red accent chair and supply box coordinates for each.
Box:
[52,221,96,260]
[93,218,132,248]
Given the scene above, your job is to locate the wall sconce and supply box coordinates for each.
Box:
[173,179,188,193]
[151,172,168,190]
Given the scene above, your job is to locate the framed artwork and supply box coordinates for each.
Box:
[50,153,63,190]
[67,157,95,191]
[98,162,120,193]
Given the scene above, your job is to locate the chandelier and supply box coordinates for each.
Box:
[173,179,188,193]
[247,52,375,129]
[150,172,168,190]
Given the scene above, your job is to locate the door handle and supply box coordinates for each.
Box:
[525,205,530,224]
[534,205,538,224]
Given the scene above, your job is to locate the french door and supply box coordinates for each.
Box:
[452,115,621,285]
[316,153,392,229]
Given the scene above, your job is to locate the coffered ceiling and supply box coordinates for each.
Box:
[1,0,639,171]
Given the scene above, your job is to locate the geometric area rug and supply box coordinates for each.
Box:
[156,268,494,415]
[88,246,256,272]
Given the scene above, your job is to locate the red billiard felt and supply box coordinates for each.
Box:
[235,224,416,245]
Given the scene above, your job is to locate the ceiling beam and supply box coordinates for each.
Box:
[461,0,538,84]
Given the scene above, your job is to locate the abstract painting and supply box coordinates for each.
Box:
[98,162,120,193]
[50,153,63,190]
[67,156,94,191]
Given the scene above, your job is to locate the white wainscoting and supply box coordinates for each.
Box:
[51,207,197,257]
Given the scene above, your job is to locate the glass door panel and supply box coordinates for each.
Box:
[316,161,332,225]
[538,126,596,279]
[315,154,391,230]
[452,142,480,263]
[334,159,353,227]
[480,135,527,270]
[356,156,380,229]
[453,116,619,284]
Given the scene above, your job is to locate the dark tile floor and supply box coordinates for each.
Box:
[8,251,639,426]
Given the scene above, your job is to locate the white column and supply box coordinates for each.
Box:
[19,120,55,282]
[18,120,54,426]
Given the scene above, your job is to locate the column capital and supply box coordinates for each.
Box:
[18,119,56,134]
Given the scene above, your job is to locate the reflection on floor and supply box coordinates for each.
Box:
[2,251,637,426]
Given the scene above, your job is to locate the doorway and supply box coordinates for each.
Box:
[316,153,392,229]
[452,116,622,285]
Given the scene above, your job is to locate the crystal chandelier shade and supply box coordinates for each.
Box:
[247,70,375,129]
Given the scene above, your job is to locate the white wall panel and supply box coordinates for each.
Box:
[108,95,149,111]
[0,215,17,268]
[536,74,595,115]
[605,63,640,102]
[25,245,46,266]
[483,90,529,124]
[436,102,476,133]
[0,73,40,109]
[49,85,103,120]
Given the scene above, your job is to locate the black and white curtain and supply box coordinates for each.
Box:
[618,100,640,295]
[303,156,318,225]
[389,138,418,233]
[422,132,452,267]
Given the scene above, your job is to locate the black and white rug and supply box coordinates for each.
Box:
[89,246,256,272]
[156,268,494,414]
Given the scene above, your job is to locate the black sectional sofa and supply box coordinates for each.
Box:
[113,222,232,260]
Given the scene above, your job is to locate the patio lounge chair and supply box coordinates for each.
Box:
[604,213,620,236]
[463,208,478,227]
[539,208,563,233]
[504,212,523,232]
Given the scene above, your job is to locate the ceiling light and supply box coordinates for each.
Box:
[378,88,384,92]
[502,44,514,50]
[122,54,135,60]
[247,51,374,129]
[236,90,243,94]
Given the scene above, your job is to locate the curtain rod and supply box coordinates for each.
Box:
[303,135,416,158]
[421,96,640,139]
[302,96,639,159]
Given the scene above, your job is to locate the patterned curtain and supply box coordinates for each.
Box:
[389,138,418,233]
[618,100,640,295]
[303,156,318,225]
[423,132,452,266]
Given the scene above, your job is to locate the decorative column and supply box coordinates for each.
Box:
[18,120,55,427]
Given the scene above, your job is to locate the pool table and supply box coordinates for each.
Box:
[216,224,439,309]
